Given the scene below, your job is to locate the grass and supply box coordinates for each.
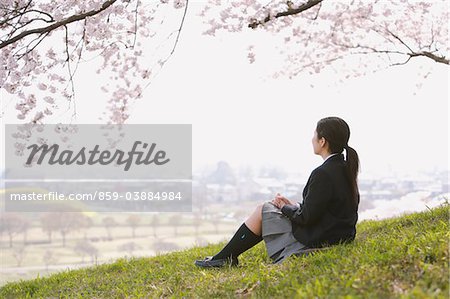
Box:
[0,204,448,298]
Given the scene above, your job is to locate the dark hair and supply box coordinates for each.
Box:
[316,117,360,205]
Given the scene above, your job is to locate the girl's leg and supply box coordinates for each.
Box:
[195,203,264,267]
[244,203,263,236]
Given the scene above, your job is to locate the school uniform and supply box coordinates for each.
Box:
[262,153,359,263]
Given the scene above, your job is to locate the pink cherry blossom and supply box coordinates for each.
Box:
[0,0,448,125]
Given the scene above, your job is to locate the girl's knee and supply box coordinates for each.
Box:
[256,202,267,217]
[256,203,265,211]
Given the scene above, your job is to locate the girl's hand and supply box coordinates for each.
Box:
[271,198,285,209]
[276,194,295,206]
[271,193,291,209]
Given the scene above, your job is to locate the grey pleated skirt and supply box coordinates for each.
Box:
[261,201,306,264]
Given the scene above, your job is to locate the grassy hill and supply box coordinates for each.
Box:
[1,204,448,298]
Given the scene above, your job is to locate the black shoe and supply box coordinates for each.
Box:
[194,256,238,268]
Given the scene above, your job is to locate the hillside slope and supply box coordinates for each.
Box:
[1,205,448,298]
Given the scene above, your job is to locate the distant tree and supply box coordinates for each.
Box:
[12,246,26,266]
[102,216,117,240]
[57,212,85,247]
[126,214,141,238]
[1,213,25,247]
[78,215,93,241]
[42,250,58,272]
[40,213,58,243]
[74,240,99,264]
[41,211,85,247]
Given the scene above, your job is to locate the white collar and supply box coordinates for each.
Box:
[323,153,339,163]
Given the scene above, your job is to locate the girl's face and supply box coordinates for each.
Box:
[312,130,324,155]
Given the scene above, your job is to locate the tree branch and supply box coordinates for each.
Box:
[249,0,323,29]
[0,0,118,49]
[386,28,414,53]
[138,0,189,98]
[0,9,54,27]
[409,51,449,65]
[170,0,189,56]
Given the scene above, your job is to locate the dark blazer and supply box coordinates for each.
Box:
[281,154,359,248]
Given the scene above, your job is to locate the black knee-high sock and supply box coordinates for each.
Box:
[212,223,262,260]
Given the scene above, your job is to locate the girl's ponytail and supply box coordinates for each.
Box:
[344,145,360,205]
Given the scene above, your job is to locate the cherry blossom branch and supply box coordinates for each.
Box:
[0,0,33,27]
[170,0,189,56]
[131,0,139,48]
[248,0,323,29]
[137,0,189,98]
[386,29,449,65]
[333,39,449,67]
[0,0,118,49]
[407,51,449,65]
[63,25,77,119]
[0,9,55,27]
[386,28,414,53]
[15,31,50,61]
